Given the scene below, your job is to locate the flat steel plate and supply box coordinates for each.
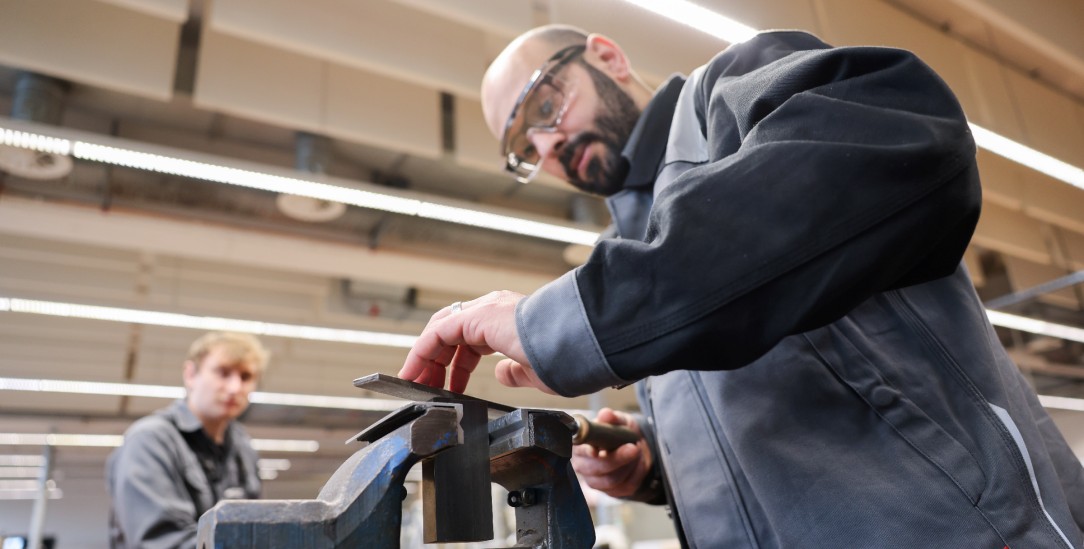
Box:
[354,373,515,418]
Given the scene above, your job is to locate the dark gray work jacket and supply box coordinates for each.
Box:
[517,31,1084,548]
[106,399,261,549]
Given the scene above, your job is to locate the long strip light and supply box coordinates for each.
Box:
[0,376,403,412]
[0,479,56,491]
[970,124,1084,190]
[618,0,757,44]
[0,466,44,478]
[986,310,1084,344]
[0,455,45,466]
[0,297,417,349]
[616,1,1084,192]
[0,433,319,452]
[5,293,1083,350]
[0,122,601,246]
[0,489,62,500]
[1039,395,1084,413]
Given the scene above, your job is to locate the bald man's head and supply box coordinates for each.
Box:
[481,25,590,138]
[481,25,654,194]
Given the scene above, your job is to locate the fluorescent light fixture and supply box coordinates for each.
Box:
[986,310,1084,344]
[0,432,319,452]
[0,377,185,399]
[0,434,125,447]
[0,297,417,349]
[0,489,62,500]
[0,376,403,412]
[0,479,56,491]
[0,455,45,466]
[250,439,320,453]
[258,469,279,480]
[0,118,601,246]
[258,459,291,471]
[6,294,1084,350]
[0,467,44,479]
[249,391,400,412]
[415,202,598,245]
[614,2,1084,194]
[70,142,422,217]
[619,0,757,44]
[0,127,71,155]
[1039,395,1084,413]
[970,124,1084,191]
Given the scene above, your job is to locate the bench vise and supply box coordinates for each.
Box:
[196,374,596,548]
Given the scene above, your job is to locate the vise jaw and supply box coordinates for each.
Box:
[196,374,595,549]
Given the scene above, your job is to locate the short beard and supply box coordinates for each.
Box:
[560,61,641,196]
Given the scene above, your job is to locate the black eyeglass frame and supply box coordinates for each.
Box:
[499,44,587,183]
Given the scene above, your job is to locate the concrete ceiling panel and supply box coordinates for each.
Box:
[1018,169,1084,236]
[948,0,1084,75]
[553,0,728,86]
[1004,69,1084,168]
[93,0,190,22]
[454,95,502,174]
[324,62,441,159]
[0,0,180,100]
[210,0,487,98]
[195,30,325,133]
[1002,255,1082,310]
[972,201,1052,265]
[0,197,554,299]
[389,0,534,36]
[700,0,823,36]
[959,48,1027,141]
[975,149,1026,211]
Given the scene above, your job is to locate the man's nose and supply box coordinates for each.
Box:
[225,374,244,392]
[528,129,565,161]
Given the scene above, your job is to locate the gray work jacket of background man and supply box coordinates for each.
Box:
[106,399,261,549]
[516,31,1084,548]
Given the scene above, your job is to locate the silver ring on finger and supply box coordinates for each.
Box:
[450,301,462,314]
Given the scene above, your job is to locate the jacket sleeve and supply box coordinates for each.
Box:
[518,34,982,396]
[108,420,200,549]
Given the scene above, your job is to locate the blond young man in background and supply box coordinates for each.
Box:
[107,332,268,549]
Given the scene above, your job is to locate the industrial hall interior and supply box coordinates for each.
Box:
[1,0,1083,548]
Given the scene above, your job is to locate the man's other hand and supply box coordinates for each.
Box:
[397,290,555,395]
[572,408,653,498]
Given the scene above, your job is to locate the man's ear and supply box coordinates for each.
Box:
[585,33,632,81]
[182,360,197,390]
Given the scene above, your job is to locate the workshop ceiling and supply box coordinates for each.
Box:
[0,0,1083,502]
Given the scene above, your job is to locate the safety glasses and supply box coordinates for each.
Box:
[500,45,586,183]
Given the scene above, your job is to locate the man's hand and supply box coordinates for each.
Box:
[397,290,556,394]
[572,408,653,498]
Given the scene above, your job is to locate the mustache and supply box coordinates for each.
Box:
[559,132,603,178]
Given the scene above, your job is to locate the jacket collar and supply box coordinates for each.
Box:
[163,398,208,433]
[619,74,687,191]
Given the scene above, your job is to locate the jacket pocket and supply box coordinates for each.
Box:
[804,326,987,504]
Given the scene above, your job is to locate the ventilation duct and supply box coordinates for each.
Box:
[275,131,346,222]
[0,72,73,180]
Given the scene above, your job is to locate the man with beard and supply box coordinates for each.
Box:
[399,25,1084,548]
[107,332,267,549]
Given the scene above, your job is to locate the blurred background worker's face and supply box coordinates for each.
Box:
[184,345,258,423]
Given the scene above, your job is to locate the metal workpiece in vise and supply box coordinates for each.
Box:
[196,374,608,548]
